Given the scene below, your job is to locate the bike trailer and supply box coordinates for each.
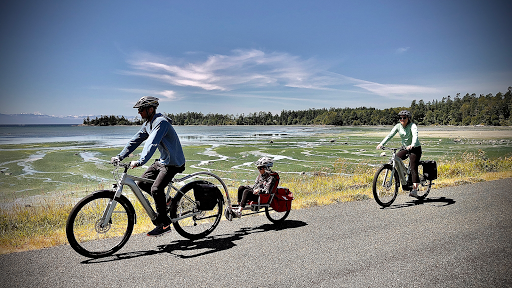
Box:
[270,187,294,212]
[421,160,438,180]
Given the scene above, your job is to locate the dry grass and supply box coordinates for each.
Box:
[0,199,73,254]
[1,151,511,255]
[284,150,512,210]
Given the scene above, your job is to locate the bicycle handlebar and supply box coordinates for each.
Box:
[380,146,400,151]
[380,146,409,154]
[111,160,130,172]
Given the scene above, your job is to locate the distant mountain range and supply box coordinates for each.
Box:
[0,113,137,125]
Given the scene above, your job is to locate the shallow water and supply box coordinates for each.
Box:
[0,125,348,146]
[1,125,511,204]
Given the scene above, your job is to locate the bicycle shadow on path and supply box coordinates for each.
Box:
[81,220,307,264]
[384,196,456,210]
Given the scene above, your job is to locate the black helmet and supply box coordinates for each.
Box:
[133,96,159,109]
[398,110,412,118]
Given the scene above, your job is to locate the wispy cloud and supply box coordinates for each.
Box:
[354,81,439,99]
[126,49,323,91]
[396,47,410,54]
[117,88,179,101]
[125,49,437,100]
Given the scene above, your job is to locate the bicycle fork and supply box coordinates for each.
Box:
[99,179,125,229]
[384,160,396,188]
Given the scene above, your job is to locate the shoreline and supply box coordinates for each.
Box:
[347,126,512,139]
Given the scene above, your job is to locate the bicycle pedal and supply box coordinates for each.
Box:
[224,209,233,221]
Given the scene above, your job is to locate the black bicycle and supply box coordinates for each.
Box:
[372,146,437,207]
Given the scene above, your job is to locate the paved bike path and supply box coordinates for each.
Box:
[2,178,511,287]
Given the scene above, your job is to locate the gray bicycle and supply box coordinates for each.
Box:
[66,162,226,258]
[372,146,436,207]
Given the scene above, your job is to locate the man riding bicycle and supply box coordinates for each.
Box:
[111,96,186,237]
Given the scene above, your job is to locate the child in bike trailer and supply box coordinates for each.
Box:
[232,157,279,217]
[376,110,422,198]
[111,96,186,237]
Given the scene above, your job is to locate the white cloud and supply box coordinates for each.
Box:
[396,47,410,54]
[127,49,328,91]
[157,90,177,100]
[118,88,179,101]
[354,81,439,99]
[125,49,437,100]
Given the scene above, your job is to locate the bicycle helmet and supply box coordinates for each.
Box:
[398,110,412,118]
[133,96,159,109]
[255,157,273,169]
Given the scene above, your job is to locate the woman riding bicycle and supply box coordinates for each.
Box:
[376,110,422,198]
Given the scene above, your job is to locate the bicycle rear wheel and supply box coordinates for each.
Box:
[170,184,223,240]
[416,164,432,199]
[372,164,399,207]
[66,190,135,258]
[265,207,290,223]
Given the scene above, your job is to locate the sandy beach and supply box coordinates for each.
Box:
[350,126,512,139]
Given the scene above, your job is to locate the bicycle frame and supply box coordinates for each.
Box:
[384,147,410,187]
[99,164,231,229]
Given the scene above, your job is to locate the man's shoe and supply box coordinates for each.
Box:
[409,189,419,198]
[147,225,171,237]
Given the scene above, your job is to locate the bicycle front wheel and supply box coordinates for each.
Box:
[66,190,135,258]
[170,186,223,240]
[372,164,399,207]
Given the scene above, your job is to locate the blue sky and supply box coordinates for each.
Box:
[1,0,510,119]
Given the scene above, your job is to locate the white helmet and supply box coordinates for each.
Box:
[255,157,273,169]
[398,110,412,118]
[133,96,159,109]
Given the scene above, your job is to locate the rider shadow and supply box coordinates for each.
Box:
[385,197,456,209]
[80,220,307,264]
[159,220,307,259]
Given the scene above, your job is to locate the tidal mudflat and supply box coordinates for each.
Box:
[1,125,511,205]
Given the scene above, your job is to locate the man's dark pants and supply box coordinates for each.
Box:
[137,161,185,226]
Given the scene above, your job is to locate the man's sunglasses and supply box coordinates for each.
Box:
[399,116,408,120]
[138,107,146,113]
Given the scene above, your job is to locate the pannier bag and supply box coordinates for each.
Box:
[182,180,221,211]
[259,193,271,204]
[421,160,438,180]
[270,187,294,212]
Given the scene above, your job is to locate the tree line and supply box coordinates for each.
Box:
[83,88,512,126]
[82,115,143,126]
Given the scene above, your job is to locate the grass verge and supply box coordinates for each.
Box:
[1,151,511,255]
